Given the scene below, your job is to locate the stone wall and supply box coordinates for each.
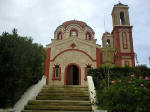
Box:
[47,38,99,86]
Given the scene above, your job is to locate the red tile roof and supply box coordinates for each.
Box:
[62,20,87,28]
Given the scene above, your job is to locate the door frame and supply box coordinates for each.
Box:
[64,63,81,85]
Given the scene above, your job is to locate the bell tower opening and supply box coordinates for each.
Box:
[120,11,125,25]
[102,32,113,48]
[106,39,110,46]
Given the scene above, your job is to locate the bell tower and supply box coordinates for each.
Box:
[102,32,113,48]
[112,2,130,27]
[112,2,135,67]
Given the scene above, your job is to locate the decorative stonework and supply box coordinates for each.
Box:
[62,20,87,28]
[70,43,76,48]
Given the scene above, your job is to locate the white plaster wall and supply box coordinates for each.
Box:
[0,76,46,112]
[87,76,107,112]
[13,76,46,112]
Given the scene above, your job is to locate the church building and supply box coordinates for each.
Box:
[44,3,135,86]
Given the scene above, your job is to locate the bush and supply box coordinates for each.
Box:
[99,75,150,112]
[0,29,46,108]
[88,65,150,112]
[88,65,150,89]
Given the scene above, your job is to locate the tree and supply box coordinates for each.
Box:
[0,29,46,108]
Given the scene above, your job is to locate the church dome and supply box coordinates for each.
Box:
[55,20,94,34]
[54,20,95,40]
[62,20,87,28]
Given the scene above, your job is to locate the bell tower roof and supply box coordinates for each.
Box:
[114,2,128,7]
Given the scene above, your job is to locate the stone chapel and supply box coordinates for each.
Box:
[44,3,135,86]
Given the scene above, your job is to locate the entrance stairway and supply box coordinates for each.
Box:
[22,85,92,112]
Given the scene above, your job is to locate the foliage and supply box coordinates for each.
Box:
[0,29,46,108]
[88,65,150,89]
[88,65,150,112]
[99,75,150,112]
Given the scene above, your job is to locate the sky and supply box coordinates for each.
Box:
[0,0,150,67]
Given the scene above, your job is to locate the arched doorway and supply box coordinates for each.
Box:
[64,63,81,85]
[66,65,79,85]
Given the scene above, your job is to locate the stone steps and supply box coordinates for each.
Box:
[28,100,91,106]
[24,105,91,111]
[43,86,88,90]
[40,89,88,93]
[23,110,91,112]
[22,85,92,112]
[38,92,89,96]
[36,96,89,100]
[43,85,85,88]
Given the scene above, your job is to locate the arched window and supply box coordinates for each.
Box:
[55,65,59,78]
[106,39,110,45]
[120,11,125,25]
[57,31,62,40]
[106,39,110,47]
[70,29,78,37]
[52,65,61,80]
[86,32,91,40]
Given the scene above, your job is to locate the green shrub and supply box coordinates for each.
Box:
[0,29,46,108]
[88,65,150,112]
[99,75,150,112]
[88,65,150,89]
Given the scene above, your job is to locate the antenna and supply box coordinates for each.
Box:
[135,53,139,65]
[104,13,106,32]
[149,57,150,67]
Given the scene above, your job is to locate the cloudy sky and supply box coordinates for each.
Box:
[0,0,150,66]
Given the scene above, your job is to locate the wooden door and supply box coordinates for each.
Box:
[66,66,73,85]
